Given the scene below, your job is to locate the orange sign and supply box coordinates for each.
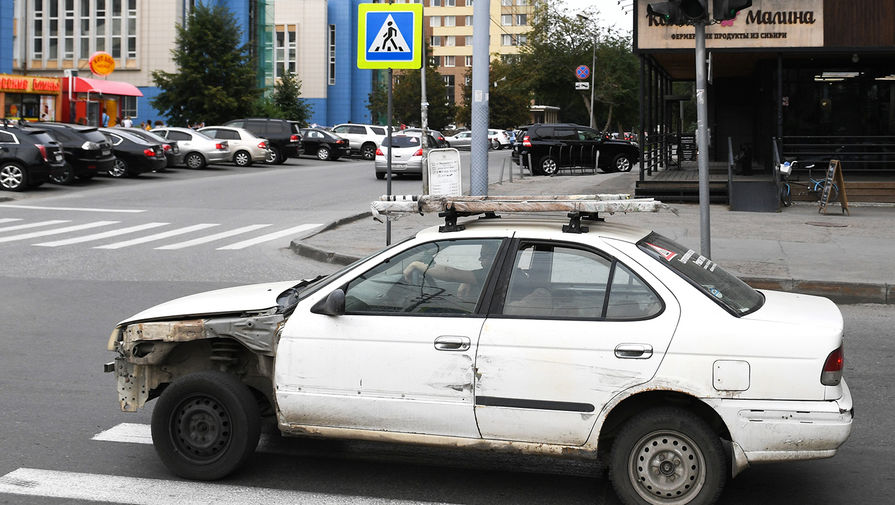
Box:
[0,74,61,93]
[89,51,116,76]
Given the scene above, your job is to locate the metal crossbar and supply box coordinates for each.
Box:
[371,194,676,218]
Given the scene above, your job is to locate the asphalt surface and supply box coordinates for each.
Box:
[290,167,895,305]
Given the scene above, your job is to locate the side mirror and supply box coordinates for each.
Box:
[311,289,345,316]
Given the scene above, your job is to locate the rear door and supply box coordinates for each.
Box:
[474,238,680,445]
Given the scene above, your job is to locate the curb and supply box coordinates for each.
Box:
[288,211,371,265]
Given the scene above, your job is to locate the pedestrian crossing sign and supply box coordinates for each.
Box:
[357,3,423,69]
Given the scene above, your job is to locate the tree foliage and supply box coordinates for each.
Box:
[517,5,640,132]
[151,3,260,126]
[366,55,456,130]
[457,59,532,130]
[254,72,313,125]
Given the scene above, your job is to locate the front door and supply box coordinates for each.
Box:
[276,238,506,438]
[474,240,680,445]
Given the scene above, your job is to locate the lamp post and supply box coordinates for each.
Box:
[577,14,596,129]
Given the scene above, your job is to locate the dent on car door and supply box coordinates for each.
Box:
[475,240,679,445]
[275,238,507,438]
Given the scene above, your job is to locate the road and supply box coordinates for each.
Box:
[0,152,889,504]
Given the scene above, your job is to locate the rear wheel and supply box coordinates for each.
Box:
[50,162,75,184]
[317,146,331,161]
[361,143,377,161]
[233,150,252,167]
[611,153,634,173]
[185,152,206,170]
[539,156,558,176]
[151,371,260,481]
[375,171,385,180]
[265,147,282,165]
[0,162,27,191]
[108,159,129,178]
[491,139,500,150]
[610,408,725,505]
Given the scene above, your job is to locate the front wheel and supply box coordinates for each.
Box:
[491,139,500,150]
[610,407,726,505]
[317,146,331,161]
[151,371,261,481]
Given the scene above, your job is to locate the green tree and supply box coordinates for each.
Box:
[392,64,456,130]
[518,5,639,131]
[151,3,259,126]
[253,72,313,125]
[457,58,532,129]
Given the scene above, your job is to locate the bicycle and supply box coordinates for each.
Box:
[779,161,838,207]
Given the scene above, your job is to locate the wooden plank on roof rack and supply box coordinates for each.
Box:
[371,194,677,217]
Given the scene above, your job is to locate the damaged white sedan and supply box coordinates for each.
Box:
[106,195,852,505]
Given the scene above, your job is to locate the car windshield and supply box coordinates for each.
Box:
[382,136,420,148]
[637,232,764,316]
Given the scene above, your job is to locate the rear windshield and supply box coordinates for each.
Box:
[637,232,764,316]
[382,136,420,148]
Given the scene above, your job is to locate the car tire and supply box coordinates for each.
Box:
[539,156,558,176]
[151,371,261,481]
[361,143,377,161]
[50,162,76,185]
[108,159,129,178]
[611,153,634,173]
[491,139,500,150]
[0,162,27,191]
[233,150,252,167]
[185,152,207,170]
[375,171,385,180]
[610,407,726,505]
[265,147,282,165]
[317,146,331,161]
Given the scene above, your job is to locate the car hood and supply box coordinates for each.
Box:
[119,280,301,325]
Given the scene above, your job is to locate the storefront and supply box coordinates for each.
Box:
[0,75,63,122]
[634,0,895,175]
[61,76,144,127]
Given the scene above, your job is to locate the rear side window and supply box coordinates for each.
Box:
[553,128,576,141]
[167,130,192,141]
[349,125,365,134]
[45,128,74,142]
[82,130,108,143]
[30,132,57,144]
[246,120,269,135]
[371,126,386,135]
[533,126,553,138]
[0,131,15,143]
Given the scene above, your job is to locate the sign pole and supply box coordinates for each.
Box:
[386,68,393,246]
[696,21,711,258]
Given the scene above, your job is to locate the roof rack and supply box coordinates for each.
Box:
[371,194,677,233]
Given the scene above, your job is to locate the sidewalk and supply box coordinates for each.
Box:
[293,169,895,305]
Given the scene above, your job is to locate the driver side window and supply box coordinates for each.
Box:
[344,239,502,315]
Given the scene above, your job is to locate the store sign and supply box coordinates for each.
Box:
[89,51,116,76]
[0,75,61,94]
[637,0,824,50]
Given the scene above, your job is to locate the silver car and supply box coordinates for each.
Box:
[150,127,230,169]
[374,134,423,179]
[198,126,270,167]
[445,130,472,149]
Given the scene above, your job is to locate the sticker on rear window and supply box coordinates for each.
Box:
[645,242,677,261]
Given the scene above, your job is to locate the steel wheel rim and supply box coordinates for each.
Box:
[628,429,707,504]
[235,152,249,166]
[1,165,24,189]
[617,157,631,172]
[542,159,557,175]
[170,394,233,465]
[317,147,330,160]
[110,160,127,177]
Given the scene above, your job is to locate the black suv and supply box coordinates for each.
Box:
[223,118,301,164]
[38,122,116,184]
[0,122,66,191]
[512,123,640,175]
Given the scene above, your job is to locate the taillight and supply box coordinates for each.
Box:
[523,135,531,147]
[375,148,383,156]
[413,148,423,157]
[35,144,48,161]
[821,346,844,386]
[215,143,226,150]
[290,134,300,142]
[258,141,268,149]
[162,144,172,152]
[143,148,155,157]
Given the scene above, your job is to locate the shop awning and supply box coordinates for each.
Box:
[65,76,143,97]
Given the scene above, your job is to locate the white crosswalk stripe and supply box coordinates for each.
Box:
[0,218,23,224]
[155,224,273,250]
[0,221,119,243]
[0,204,146,213]
[94,223,221,249]
[0,219,70,233]
[217,223,323,250]
[34,222,170,247]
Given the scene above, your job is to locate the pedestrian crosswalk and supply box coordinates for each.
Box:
[0,423,458,505]
[0,217,323,251]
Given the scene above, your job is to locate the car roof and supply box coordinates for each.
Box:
[411,215,652,244]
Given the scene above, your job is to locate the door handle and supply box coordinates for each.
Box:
[615,344,653,359]
[434,336,470,352]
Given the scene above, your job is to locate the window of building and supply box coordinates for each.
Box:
[328,24,336,85]
[445,16,456,27]
[501,34,513,46]
[467,0,474,6]
[430,35,441,46]
[465,55,472,67]
[121,95,137,119]
[516,34,527,45]
[501,0,513,5]
[464,16,472,25]
[444,75,455,104]
[431,55,440,66]
[431,0,441,6]
[445,0,456,6]
[430,16,441,27]
[445,36,456,47]
[444,55,455,67]
[501,14,512,26]
[275,24,298,79]
[516,14,527,25]
[465,35,472,46]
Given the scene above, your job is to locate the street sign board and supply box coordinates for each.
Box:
[357,4,423,69]
[427,148,462,196]
[575,65,590,80]
[575,82,590,90]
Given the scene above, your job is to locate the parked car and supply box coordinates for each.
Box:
[121,128,184,168]
[331,123,388,160]
[512,123,641,175]
[299,128,348,161]
[488,128,512,149]
[99,128,167,177]
[38,122,116,184]
[374,134,423,179]
[223,118,301,165]
[198,126,270,167]
[105,195,852,505]
[402,128,449,147]
[0,122,65,191]
[444,130,472,149]
[150,127,230,169]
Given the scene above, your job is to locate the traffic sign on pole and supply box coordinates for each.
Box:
[575,65,590,80]
[357,4,423,69]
